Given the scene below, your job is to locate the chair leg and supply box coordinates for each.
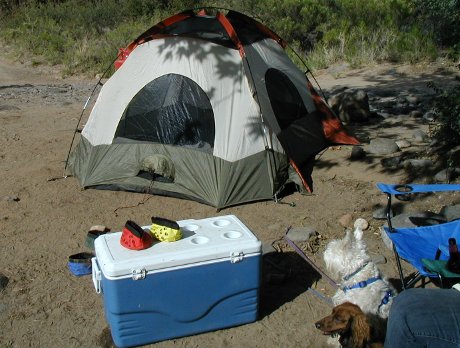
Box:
[393,245,407,290]
[406,272,422,288]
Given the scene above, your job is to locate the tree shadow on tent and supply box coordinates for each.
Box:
[259,251,323,319]
[158,38,243,93]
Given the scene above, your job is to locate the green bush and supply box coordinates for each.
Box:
[0,0,452,76]
[409,0,460,61]
[387,26,438,63]
[430,82,460,149]
[1,0,164,75]
[241,0,440,70]
[409,0,460,48]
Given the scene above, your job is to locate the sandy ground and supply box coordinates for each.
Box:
[1,52,459,348]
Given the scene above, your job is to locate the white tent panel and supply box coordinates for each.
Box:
[82,37,266,162]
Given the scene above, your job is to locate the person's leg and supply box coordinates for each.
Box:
[385,288,460,348]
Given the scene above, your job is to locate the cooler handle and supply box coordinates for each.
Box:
[91,257,102,294]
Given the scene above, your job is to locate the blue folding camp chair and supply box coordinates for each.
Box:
[377,183,460,290]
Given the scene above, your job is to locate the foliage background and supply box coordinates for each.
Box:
[0,0,459,76]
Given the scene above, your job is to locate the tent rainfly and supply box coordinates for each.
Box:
[68,9,359,209]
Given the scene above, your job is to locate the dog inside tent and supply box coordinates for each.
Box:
[68,8,359,209]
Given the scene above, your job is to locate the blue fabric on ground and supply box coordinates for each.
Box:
[68,261,92,276]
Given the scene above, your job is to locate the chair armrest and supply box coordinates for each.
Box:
[377,183,460,195]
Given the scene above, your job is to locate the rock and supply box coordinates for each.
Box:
[378,111,392,119]
[338,214,353,228]
[368,138,399,155]
[379,226,393,250]
[380,156,402,169]
[2,195,19,202]
[422,110,436,122]
[350,146,366,160]
[403,159,433,170]
[388,211,446,229]
[0,105,20,111]
[395,140,411,149]
[262,242,276,255]
[373,207,394,220]
[372,89,395,98]
[354,218,369,230]
[89,225,109,232]
[409,110,423,118]
[439,205,460,222]
[405,95,420,104]
[374,96,398,109]
[434,168,460,182]
[393,103,412,115]
[412,130,428,142]
[285,226,317,242]
[328,89,371,123]
[371,254,387,265]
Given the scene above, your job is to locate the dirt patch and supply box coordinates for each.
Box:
[0,56,459,347]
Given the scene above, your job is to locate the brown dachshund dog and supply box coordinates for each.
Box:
[315,302,385,348]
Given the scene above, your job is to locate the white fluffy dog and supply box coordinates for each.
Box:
[324,227,397,319]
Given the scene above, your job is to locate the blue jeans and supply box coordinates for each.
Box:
[385,288,460,347]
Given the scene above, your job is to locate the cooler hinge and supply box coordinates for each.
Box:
[230,251,244,263]
[132,268,147,280]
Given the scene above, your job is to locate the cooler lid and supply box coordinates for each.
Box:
[94,215,261,278]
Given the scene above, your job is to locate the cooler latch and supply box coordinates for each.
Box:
[91,257,102,294]
[230,251,244,263]
[132,268,147,280]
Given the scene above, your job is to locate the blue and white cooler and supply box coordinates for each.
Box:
[92,215,262,348]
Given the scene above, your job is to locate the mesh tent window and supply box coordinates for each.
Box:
[265,68,309,130]
[115,73,215,150]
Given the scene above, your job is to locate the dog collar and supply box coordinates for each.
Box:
[378,290,394,311]
[342,261,369,281]
[342,276,381,292]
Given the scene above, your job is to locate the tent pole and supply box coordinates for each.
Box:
[240,58,278,196]
[214,10,279,200]
[62,56,119,177]
[288,46,329,103]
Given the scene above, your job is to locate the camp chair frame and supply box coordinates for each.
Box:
[377,183,460,290]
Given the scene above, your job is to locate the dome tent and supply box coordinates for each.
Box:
[68,8,359,209]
